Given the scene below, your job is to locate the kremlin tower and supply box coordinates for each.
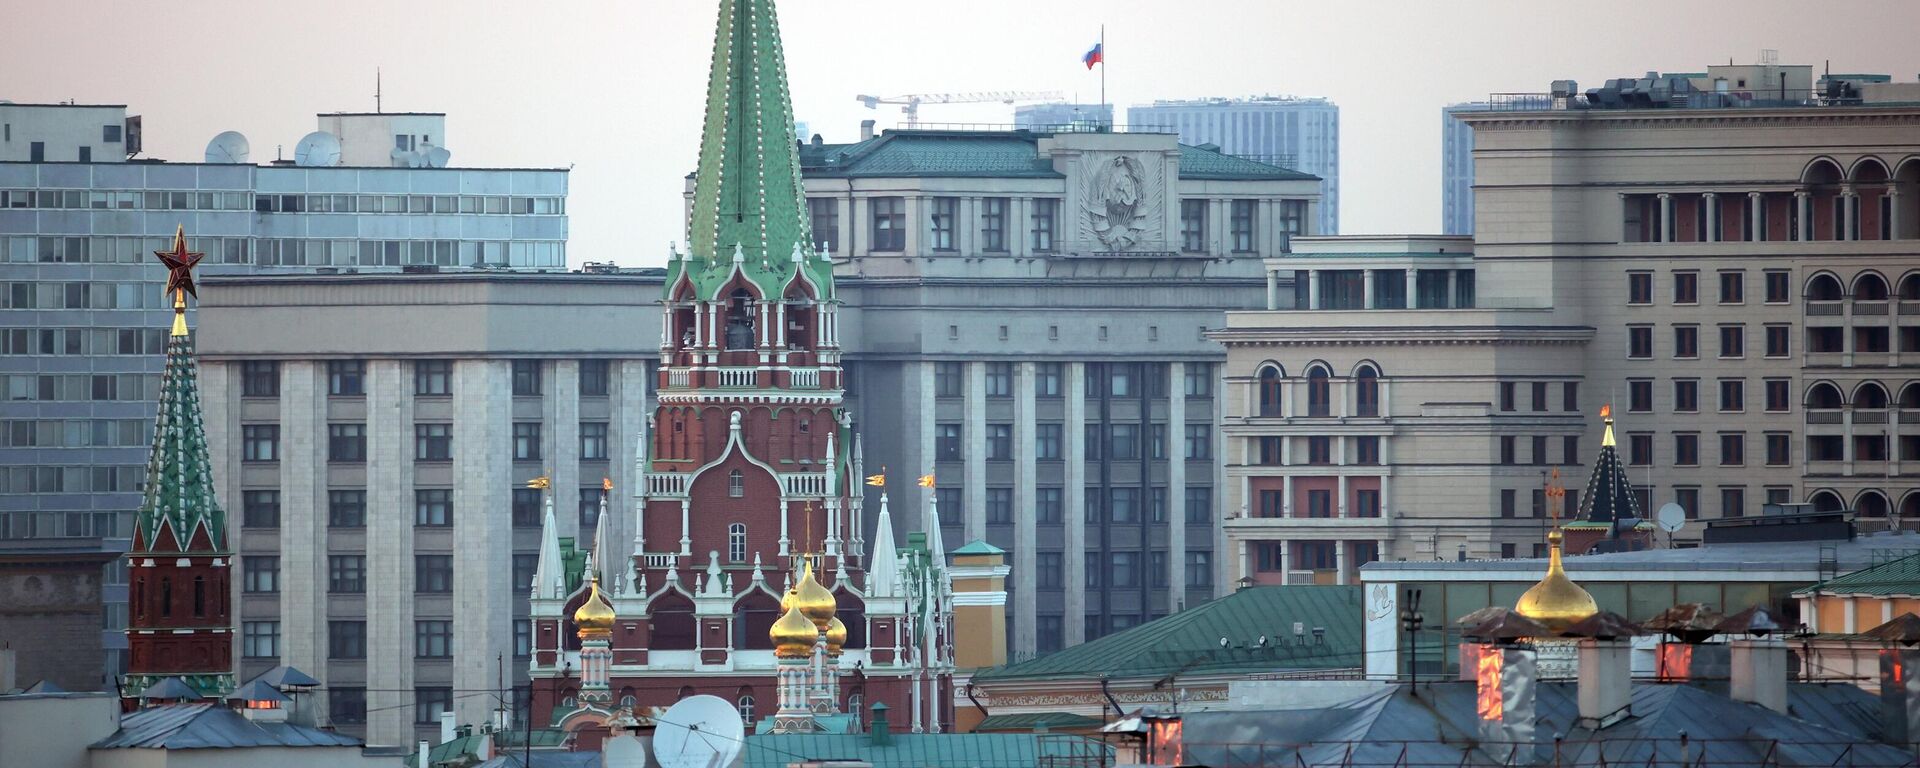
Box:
[526,0,954,745]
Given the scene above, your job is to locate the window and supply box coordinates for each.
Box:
[727,470,745,498]
[1719,271,1744,304]
[935,424,962,460]
[514,619,533,659]
[241,361,279,397]
[1306,490,1332,518]
[1808,435,1844,461]
[1532,489,1547,518]
[242,425,279,462]
[329,490,366,527]
[1499,436,1516,465]
[1230,200,1257,252]
[329,687,367,725]
[1563,435,1581,465]
[1037,616,1064,653]
[329,621,366,659]
[1035,363,1062,397]
[1627,272,1652,304]
[1719,325,1744,359]
[329,555,366,593]
[1035,423,1062,459]
[512,360,542,396]
[984,363,1012,397]
[1531,436,1549,466]
[513,422,542,461]
[1186,551,1212,588]
[243,621,280,659]
[579,487,604,530]
[1110,368,1134,397]
[1355,436,1381,465]
[1030,198,1059,251]
[415,687,453,725]
[1186,487,1212,524]
[1764,271,1791,303]
[1629,434,1653,466]
[1527,382,1548,412]
[1674,380,1698,412]
[1111,552,1140,588]
[1720,487,1746,519]
[981,197,1008,252]
[934,362,963,397]
[415,360,452,395]
[1718,379,1744,412]
[415,423,452,461]
[808,198,839,252]
[1764,379,1790,412]
[415,489,453,527]
[1109,424,1138,460]
[328,423,366,462]
[1674,433,1699,466]
[512,488,542,527]
[1280,199,1308,235]
[1036,487,1063,523]
[513,555,538,595]
[1674,488,1700,519]
[327,360,365,396]
[1628,327,1653,359]
[244,556,279,593]
[930,197,957,251]
[1764,325,1790,358]
[1563,382,1579,412]
[1110,487,1139,522]
[1629,380,1652,412]
[1673,271,1698,304]
[1180,199,1207,252]
[579,360,610,397]
[1184,425,1211,460]
[566,422,607,462]
[243,490,280,527]
[870,197,905,251]
[416,555,453,593]
[1184,365,1212,397]
[1500,489,1517,518]
[1673,325,1698,358]
[986,489,1012,524]
[1084,552,1102,588]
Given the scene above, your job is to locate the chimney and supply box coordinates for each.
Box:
[1577,638,1633,727]
[418,740,431,768]
[1474,645,1538,765]
[440,710,456,744]
[859,120,876,142]
[1882,648,1920,753]
[869,702,892,747]
[1730,638,1789,713]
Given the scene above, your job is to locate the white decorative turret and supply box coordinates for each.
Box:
[867,493,901,599]
[533,493,564,600]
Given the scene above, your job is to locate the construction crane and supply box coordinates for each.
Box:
[855,91,1065,129]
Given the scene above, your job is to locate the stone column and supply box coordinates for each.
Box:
[1306,269,1320,310]
[918,362,937,534]
[1063,363,1087,645]
[1212,391,1229,596]
[1703,192,1719,242]
[1167,363,1188,604]
[958,197,978,256]
[1282,475,1294,518]
[1843,186,1858,241]
[1748,192,1764,241]
[1888,188,1902,240]
[1279,540,1292,585]
[1265,268,1279,311]
[612,360,651,560]
[1011,197,1031,258]
[1362,269,1376,309]
[365,360,416,746]
[1338,474,1350,519]
[1210,198,1230,255]
[277,363,327,689]
[1336,542,1349,585]
[1795,191,1812,241]
[1012,363,1037,658]
[963,361,987,540]
[551,361,582,542]
[1657,193,1673,243]
[1405,270,1420,309]
[452,360,512,727]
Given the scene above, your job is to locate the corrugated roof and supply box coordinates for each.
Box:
[796,130,1319,182]
[973,586,1361,682]
[1175,144,1319,180]
[973,712,1106,731]
[1794,551,1920,596]
[744,731,1109,768]
[244,665,320,689]
[92,703,364,750]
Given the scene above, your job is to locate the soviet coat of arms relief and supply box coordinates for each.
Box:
[1078,152,1165,251]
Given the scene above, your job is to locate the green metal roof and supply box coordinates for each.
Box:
[1793,551,1920,596]
[1176,144,1319,181]
[973,712,1106,732]
[796,130,1319,182]
[973,585,1362,683]
[744,731,1109,768]
[951,540,1006,556]
[133,330,228,554]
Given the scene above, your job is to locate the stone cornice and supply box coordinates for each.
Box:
[1212,325,1594,347]
[1465,106,1920,131]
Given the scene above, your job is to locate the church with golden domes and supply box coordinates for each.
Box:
[524,0,955,749]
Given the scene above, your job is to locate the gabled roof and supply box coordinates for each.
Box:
[244,665,319,689]
[796,129,1320,182]
[139,677,205,701]
[973,585,1361,683]
[1794,551,1920,596]
[92,703,363,750]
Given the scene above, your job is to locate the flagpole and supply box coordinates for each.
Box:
[1099,24,1107,112]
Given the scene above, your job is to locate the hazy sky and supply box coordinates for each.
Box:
[5,0,1916,267]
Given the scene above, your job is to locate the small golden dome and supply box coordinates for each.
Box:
[1514,529,1598,632]
[771,603,819,659]
[792,559,837,629]
[573,574,617,636]
[825,615,848,654]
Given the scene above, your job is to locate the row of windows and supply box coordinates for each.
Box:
[934,422,1213,461]
[1495,435,1583,466]
[1626,269,1793,305]
[931,485,1215,525]
[241,419,614,465]
[1252,487,1384,518]
[1043,549,1218,590]
[1625,324,1797,360]
[1497,382,1581,413]
[3,235,249,264]
[1,373,160,402]
[1621,431,1814,467]
[1253,363,1381,417]
[2,281,176,310]
[1252,435,1385,466]
[0,234,563,268]
[237,485,614,531]
[0,418,151,448]
[238,359,613,399]
[1623,378,1793,414]
[930,362,1213,399]
[0,327,168,356]
[0,189,564,216]
[0,509,133,540]
[825,195,1303,254]
[0,465,144,497]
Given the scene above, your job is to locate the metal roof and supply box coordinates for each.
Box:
[795,130,1319,182]
[223,680,289,703]
[139,677,204,700]
[1365,529,1920,579]
[1795,551,1920,596]
[973,712,1106,732]
[744,731,1110,768]
[91,703,364,750]
[974,586,1361,683]
[243,665,320,689]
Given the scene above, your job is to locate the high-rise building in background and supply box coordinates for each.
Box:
[0,104,568,683]
[1128,96,1340,235]
[1013,103,1113,131]
[1440,102,1488,235]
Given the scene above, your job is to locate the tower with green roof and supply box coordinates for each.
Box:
[123,227,236,699]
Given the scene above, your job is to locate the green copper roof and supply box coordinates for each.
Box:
[951,540,1006,556]
[745,731,1109,768]
[974,585,1361,683]
[796,130,1319,182]
[974,712,1106,731]
[1794,551,1920,596]
[1175,144,1320,180]
[679,0,829,300]
[133,331,228,554]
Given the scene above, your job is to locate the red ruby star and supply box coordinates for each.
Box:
[155,225,205,301]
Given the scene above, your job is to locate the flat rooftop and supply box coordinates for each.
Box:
[1363,529,1920,582]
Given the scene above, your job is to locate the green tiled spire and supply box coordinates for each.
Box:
[675,0,830,300]
[133,326,228,554]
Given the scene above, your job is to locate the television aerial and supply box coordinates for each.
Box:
[204,131,249,164]
[1656,502,1687,534]
[293,131,341,167]
[655,695,745,768]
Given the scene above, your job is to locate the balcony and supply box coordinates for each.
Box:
[665,368,692,388]
[1856,409,1890,425]
[1806,301,1845,318]
[1806,410,1845,425]
[781,473,829,497]
[789,368,820,389]
[1854,301,1890,317]
[717,368,758,388]
[641,553,679,569]
[645,473,688,496]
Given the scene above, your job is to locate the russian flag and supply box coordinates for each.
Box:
[1082,42,1104,70]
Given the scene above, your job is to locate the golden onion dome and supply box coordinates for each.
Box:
[771,603,819,659]
[825,615,848,655]
[792,559,838,629]
[572,574,617,636]
[1514,529,1598,631]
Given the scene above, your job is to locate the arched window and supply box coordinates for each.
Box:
[728,523,748,562]
[1354,365,1380,417]
[846,692,864,727]
[725,288,756,350]
[1854,273,1890,301]
[737,687,757,724]
[1900,274,1920,300]
[619,687,636,709]
[1855,382,1890,409]
[1809,490,1846,512]
[733,591,780,650]
[1806,382,1845,409]
[1806,274,1845,301]
[650,593,697,650]
[1903,493,1920,523]
[1901,383,1920,409]
[1257,366,1283,417]
[1306,366,1331,417]
[836,590,868,649]
[728,470,745,498]
[192,576,205,617]
[677,685,696,700]
[1857,491,1891,519]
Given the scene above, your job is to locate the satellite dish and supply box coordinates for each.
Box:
[603,734,647,768]
[425,145,452,168]
[1656,502,1687,533]
[293,131,341,167]
[655,695,744,768]
[205,131,250,164]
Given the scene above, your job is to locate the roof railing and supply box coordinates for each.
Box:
[1486,89,1888,112]
[903,121,1177,134]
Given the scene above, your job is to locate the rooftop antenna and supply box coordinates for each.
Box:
[375,67,383,114]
